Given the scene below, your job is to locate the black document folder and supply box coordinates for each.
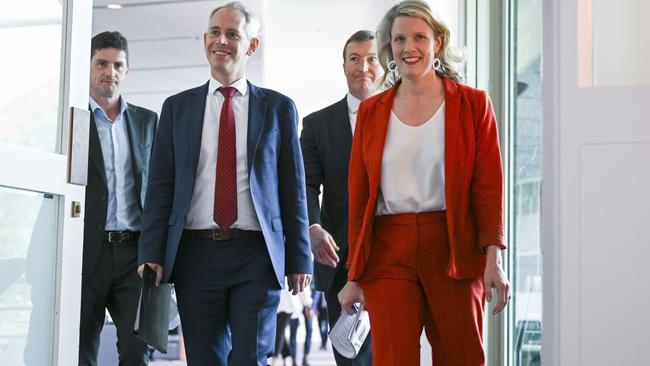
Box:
[133,264,172,353]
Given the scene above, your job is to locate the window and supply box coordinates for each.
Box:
[0,188,58,365]
[0,0,63,152]
[509,0,542,365]
[470,1,543,364]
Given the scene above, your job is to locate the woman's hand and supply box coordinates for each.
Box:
[338,281,365,315]
[483,245,510,316]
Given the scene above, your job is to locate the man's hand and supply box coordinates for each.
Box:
[338,281,364,315]
[138,263,163,287]
[483,245,510,316]
[287,273,312,295]
[309,225,340,268]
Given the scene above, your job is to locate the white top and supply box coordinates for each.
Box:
[376,102,446,215]
[347,93,362,135]
[185,76,261,230]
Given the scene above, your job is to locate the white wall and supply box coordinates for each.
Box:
[592,0,650,86]
[543,0,650,364]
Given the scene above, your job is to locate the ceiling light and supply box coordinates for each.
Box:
[106,4,123,10]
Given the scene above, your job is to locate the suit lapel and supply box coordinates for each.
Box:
[443,78,461,204]
[367,86,396,198]
[329,97,353,159]
[188,82,209,180]
[124,104,144,208]
[246,82,268,174]
[88,112,107,188]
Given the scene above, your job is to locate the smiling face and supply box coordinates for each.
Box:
[390,15,441,81]
[89,47,128,100]
[204,8,259,84]
[343,40,380,100]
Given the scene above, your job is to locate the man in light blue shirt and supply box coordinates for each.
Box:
[90,95,141,231]
[79,31,157,366]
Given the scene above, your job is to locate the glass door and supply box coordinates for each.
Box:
[0,1,93,364]
[509,0,542,365]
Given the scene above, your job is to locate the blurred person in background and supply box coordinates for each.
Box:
[312,287,329,350]
[273,284,313,366]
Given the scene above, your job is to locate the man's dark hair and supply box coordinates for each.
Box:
[91,31,129,64]
[342,30,375,61]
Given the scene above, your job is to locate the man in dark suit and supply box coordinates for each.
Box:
[300,30,380,366]
[137,2,312,365]
[79,31,157,366]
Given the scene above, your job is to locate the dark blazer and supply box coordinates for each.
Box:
[348,78,506,281]
[138,81,312,287]
[300,97,352,291]
[83,103,158,277]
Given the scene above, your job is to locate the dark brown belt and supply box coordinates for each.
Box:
[183,229,263,241]
[104,230,140,243]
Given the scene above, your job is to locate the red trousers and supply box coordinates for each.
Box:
[359,211,485,366]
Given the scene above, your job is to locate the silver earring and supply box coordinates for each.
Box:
[388,60,400,80]
[388,60,397,72]
[433,57,442,71]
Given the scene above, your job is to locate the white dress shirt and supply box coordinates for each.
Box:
[376,103,446,215]
[346,93,362,135]
[185,76,261,230]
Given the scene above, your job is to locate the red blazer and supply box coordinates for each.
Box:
[347,78,505,281]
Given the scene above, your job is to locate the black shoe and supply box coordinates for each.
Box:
[302,358,310,366]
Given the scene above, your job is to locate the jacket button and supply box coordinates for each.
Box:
[101,195,107,201]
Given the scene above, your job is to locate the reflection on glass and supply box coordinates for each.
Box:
[512,0,542,365]
[0,0,63,152]
[0,187,57,365]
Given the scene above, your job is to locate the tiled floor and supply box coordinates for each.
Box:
[151,340,337,366]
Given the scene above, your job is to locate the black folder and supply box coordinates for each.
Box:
[133,264,172,353]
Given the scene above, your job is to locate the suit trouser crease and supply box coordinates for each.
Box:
[358,211,485,366]
[172,236,280,366]
[79,239,149,366]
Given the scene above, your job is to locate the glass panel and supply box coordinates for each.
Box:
[578,0,650,87]
[0,0,63,152]
[592,0,650,86]
[0,186,57,366]
[512,0,542,365]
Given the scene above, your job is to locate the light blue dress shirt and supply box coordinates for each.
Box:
[90,97,141,231]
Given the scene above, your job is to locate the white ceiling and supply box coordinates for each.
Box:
[92,0,265,111]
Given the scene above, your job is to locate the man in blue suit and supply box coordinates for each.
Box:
[137,2,312,365]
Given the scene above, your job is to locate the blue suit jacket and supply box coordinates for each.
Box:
[138,81,312,287]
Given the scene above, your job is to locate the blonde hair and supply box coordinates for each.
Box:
[377,0,463,87]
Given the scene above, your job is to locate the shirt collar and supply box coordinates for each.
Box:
[89,96,128,118]
[209,76,248,97]
[346,92,362,114]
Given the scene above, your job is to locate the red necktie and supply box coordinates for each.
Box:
[214,86,238,229]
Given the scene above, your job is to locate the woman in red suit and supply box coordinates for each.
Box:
[338,1,510,365]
